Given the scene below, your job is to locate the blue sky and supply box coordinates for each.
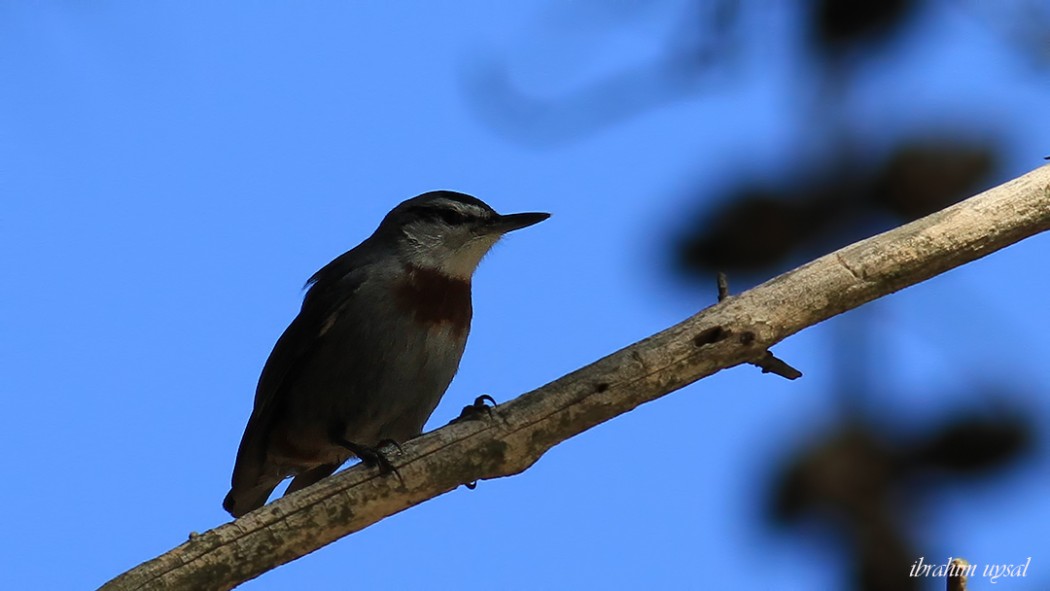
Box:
[3,2,1049,590]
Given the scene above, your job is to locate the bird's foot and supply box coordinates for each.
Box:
[376,438,404,455]
[451,394,497,424]
[336,437,404,485]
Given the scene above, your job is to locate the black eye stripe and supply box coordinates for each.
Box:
[407,205,472,225]
[436,209,467,225]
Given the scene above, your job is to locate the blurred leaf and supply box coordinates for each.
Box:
[810,0,918,55]
[672,137,997,279]
[873,142,996,219]
[911,415,1032,475]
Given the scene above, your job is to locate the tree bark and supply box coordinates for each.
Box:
[99,164,1050,591]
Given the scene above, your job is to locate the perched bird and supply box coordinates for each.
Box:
[223,191,549,518]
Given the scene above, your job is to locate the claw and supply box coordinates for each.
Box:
[335,437,404,485]
[451,394,497,424]
[377,438,404,455]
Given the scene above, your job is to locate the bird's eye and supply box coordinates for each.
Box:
[434,209,467,225]
[402,202,482,230]
[408,205,469,226]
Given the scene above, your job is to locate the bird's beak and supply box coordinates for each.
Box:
[488,212,551,234]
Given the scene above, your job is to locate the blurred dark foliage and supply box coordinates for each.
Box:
[673,0,999,280]
[810,0,916,55]
[465,1,1047,590]
[675,140,997,274]
[770,413,1032,591]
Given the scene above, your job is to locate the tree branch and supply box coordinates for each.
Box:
[716,271,803,379]
[99,164,1050,591]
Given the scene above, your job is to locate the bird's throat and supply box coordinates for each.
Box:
[392,264,472,336]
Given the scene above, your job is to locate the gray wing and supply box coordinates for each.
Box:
[253,246,371,409]
[226,249,369,510]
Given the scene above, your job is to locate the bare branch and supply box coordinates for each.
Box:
[99,164,1050,591]
[715,271,803,379]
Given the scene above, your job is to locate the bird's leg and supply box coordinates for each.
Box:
[451,394,497,424]
[331,430,404,485]
[376,438,404,455]
[449,395,497,492]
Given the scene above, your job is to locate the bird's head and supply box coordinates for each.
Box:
[378,191,549,279]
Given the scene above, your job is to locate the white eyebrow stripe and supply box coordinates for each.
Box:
[432,199,491,218]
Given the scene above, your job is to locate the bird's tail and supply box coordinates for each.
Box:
[223,480,282,518]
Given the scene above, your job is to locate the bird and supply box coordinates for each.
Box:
[223,190,549,518]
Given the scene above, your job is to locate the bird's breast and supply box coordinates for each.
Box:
[391,265,472,338]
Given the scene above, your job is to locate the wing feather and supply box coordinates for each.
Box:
[228,248,369,497]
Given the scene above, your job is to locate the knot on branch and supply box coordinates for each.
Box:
[715,272,803,381]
